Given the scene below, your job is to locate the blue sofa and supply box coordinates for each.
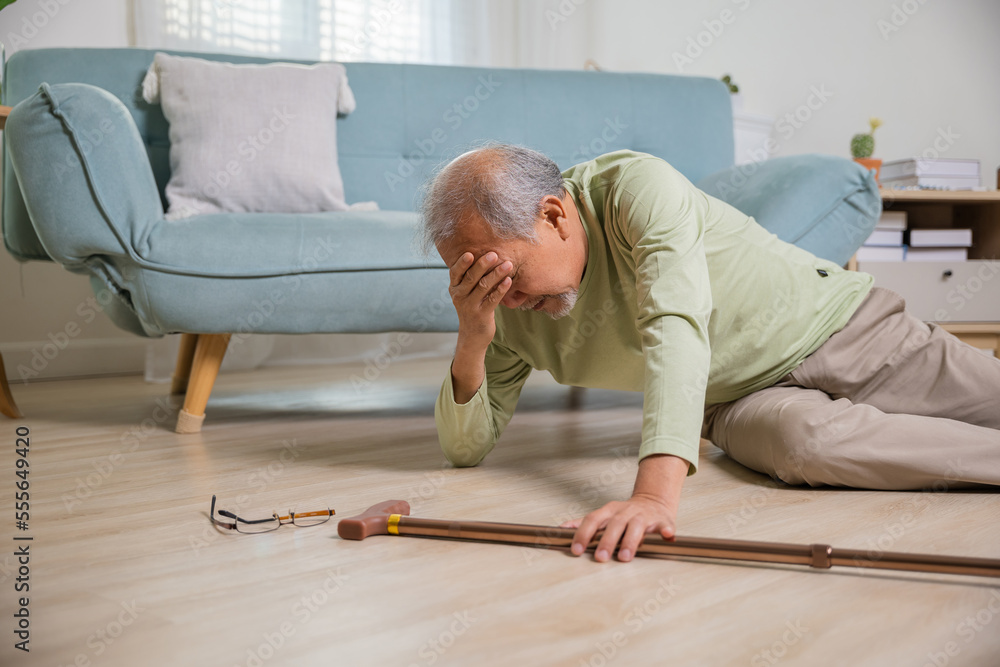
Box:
[1,47,880,432]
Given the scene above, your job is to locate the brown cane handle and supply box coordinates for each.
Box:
[337,499,411,540]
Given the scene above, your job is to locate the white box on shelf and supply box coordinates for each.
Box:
[876,210,907,230]
[905,247,969,262]
[881,158,980,180]
[857,246,905,263]
[865,229,904,246]
[908,229,973,247]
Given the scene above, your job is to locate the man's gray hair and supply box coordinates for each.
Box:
[420,143,566,251]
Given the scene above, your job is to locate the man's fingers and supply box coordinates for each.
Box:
[474,260,511,300]
[450,251,495,292]
[594,517,629,563]
[570,508,612,556]
[486,275,512,304]
[559,519,581,529]
[451,253,512,308]
[653,521,676,540]
[617,521,650,562]
[461,252,499,292]
[449,252,475,287]
[568,498,678,564]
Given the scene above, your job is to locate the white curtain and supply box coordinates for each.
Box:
[134,0,478,64]
[132,0,588,68]
[132,0,593,380]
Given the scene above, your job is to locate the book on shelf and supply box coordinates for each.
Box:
[905,247,969,262]
[857,245,905,263]
[881,175,981,190]
[907,228,973,247]
[880,158,980,180]
[864,229,904,246]
[875,211,907,231]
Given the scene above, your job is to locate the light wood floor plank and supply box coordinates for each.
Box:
[1,356,997,666]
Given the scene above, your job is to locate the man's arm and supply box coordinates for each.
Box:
[435,251,531,467]
[565,157,713,561]
[436,339,531,467]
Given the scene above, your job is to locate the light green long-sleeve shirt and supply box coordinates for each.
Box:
[435,151,873,472]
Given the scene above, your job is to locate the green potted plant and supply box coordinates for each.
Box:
[851,117,883,183]
[721,73,741,112]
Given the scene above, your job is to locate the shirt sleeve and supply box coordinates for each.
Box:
[434,339,532,467]
[614,158,713,475]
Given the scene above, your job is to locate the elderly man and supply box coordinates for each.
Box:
[421,144,1000,564]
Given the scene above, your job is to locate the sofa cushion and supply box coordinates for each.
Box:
[127,210,456,337]
[139,210,443,277]
[5,82,164,266]
[143,52,355,219]
[695,154,881,266]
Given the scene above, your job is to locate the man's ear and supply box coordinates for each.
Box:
[538,194,570,240]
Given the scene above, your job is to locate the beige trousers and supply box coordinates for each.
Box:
[702,288,1000,490]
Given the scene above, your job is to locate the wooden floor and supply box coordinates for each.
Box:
[1,356,998,666]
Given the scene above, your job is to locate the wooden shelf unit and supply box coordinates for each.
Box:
[873,188,1000,357]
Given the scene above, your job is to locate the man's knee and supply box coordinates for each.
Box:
[769,398,854,484]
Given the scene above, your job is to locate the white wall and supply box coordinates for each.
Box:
[0,0,135,384]
[0,0,130,51]
[535,0,1000,183]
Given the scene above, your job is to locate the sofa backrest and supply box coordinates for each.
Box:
[2,47,734,262]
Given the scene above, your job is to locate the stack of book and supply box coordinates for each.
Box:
[906,228,973,262]
[856,210,974,263]
[857,211,906,263]
[880,158,980,190]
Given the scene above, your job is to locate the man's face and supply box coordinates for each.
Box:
[436,208,585,320]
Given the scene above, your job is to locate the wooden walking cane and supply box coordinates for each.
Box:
[339,500,1000,579]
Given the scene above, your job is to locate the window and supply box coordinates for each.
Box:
[136,0,464,64]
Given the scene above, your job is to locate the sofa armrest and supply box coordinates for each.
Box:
[695,154,881,266]
[5,83,163,268]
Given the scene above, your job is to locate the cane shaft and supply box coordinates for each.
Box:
[390,515,1000,578]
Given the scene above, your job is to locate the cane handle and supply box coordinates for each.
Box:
[337,499,411,540]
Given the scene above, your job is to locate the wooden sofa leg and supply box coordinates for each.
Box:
[0,352,24,419]
[170,333,200,395]
[175,334,230,434]
[568,386,585,410]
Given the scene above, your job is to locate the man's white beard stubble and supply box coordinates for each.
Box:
[516,288,579,319]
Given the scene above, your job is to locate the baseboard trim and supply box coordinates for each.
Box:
[1,337,148,384]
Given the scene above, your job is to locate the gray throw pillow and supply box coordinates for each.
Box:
[142,52,356,219]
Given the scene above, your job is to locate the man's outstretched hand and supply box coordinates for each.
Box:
[560,454,689,562]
